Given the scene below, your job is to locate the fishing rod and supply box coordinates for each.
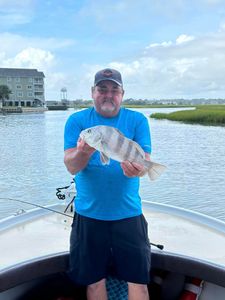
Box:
[0,196,164,250]
[0,197,74,218]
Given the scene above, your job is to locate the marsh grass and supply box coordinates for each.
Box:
[151,105,225,126]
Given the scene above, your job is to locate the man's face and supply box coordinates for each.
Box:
[92,80,124,117]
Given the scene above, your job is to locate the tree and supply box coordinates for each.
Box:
[0,85,12,107]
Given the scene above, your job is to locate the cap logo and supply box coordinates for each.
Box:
[102,69,113,77]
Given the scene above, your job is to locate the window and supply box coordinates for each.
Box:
[35,92,43,96]
[27,92,33,97]
[34,84,43,89]
[15,78,20,82]
[34,78,43,83]
[17,92,23,97]
[27,85,33,89]
[16,85,22,89]
[28,78,33,83]
[7,77,11,82]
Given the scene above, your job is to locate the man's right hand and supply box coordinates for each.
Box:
[64,138,96,175]
[77,138,96,155]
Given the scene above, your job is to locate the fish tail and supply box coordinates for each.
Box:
[147,161,167,181]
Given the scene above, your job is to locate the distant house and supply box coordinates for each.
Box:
[0,68,45,107]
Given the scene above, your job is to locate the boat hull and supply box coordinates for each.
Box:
[1,251,225,300]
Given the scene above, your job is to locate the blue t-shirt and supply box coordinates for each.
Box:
[64,107,151,220]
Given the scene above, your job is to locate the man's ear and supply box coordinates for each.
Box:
[91,86,95,97]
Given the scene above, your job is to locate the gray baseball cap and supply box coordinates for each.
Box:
[94,68,123,87]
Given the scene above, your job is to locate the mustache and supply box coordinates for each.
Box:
[103,99,115,104]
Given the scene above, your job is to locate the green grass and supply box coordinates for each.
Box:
[151,105,225,126]
[121,104,193,108]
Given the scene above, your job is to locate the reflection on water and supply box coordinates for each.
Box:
[0,108,225,221]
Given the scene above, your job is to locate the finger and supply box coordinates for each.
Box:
[121,161,135,173]
[121,162,140,177]
[123,161,143,173]
[131,162,145,172]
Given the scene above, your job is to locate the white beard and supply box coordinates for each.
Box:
[101,102,116,112]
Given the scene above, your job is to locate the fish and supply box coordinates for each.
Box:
[79,125,166,181]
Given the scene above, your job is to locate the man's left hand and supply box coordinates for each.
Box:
[121,161,146,178]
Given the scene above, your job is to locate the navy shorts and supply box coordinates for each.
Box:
[68,213,151,285]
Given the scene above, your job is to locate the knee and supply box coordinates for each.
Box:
[128,282,149,299]
[87,278,106,293]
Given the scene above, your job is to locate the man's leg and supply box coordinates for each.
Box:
[111,215,151,297]
[128,282,149,300]
[87,279,108,300]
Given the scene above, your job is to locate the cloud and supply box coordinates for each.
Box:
[77,0,186,34]
[0,32,75,55]
[176,34,195,44]
[202,0,223,4]
[2,47,55,69]
[1,0,225,101]
[0,0,35,27]
[41,27,225,100]
[79,30,225,100]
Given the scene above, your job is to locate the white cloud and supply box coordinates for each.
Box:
[0,32,77,101]
[3,29,223,101]
[0,13,31,26]
[53,26,225,100]
[80,30,225,100]
[147,41,173,49]
[176,34,195,44]
[0,33,75,55]
[0,0,35,26]
[3,47,55,70]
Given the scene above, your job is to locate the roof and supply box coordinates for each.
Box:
[0,68,45,78]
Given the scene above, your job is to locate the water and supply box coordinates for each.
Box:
[0,108,225,221]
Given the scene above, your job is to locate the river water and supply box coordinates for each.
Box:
[0,108,225,221]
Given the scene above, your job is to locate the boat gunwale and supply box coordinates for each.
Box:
[142,200,225,234]
[0,203,68,231]
[1,250,225,293]
[1,201,225,234]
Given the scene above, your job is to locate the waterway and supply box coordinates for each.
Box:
[0,107,225,221]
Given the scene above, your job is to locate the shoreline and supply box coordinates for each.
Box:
[0,107,48,114]
[150,105,225,126]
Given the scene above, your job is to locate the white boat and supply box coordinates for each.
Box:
[1,186,225,300]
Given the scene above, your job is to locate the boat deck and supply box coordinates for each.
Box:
[1,202,225,271]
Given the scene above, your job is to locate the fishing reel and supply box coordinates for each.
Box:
[56,180,77,213]
[56,180,76,201]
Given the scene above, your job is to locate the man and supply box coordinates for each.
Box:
[64,68,151,300]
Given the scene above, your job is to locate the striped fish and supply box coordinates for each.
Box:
[80,125,166,180]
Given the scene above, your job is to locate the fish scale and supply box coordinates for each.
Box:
[114,132,125,154]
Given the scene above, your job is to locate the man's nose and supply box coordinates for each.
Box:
[105,90,114,97]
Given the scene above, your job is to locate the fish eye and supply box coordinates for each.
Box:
[87,129,91,133]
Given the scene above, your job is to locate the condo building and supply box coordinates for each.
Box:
[0,68,45,107]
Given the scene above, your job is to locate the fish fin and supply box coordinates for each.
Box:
[100,152,110,165]
[147,161,167,181]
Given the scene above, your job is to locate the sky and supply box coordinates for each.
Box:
[1,0,225,101]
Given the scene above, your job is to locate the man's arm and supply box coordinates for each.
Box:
[121,153,150,178]
[64,138,96,175]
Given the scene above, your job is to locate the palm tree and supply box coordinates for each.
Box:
[0,85,12,108]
